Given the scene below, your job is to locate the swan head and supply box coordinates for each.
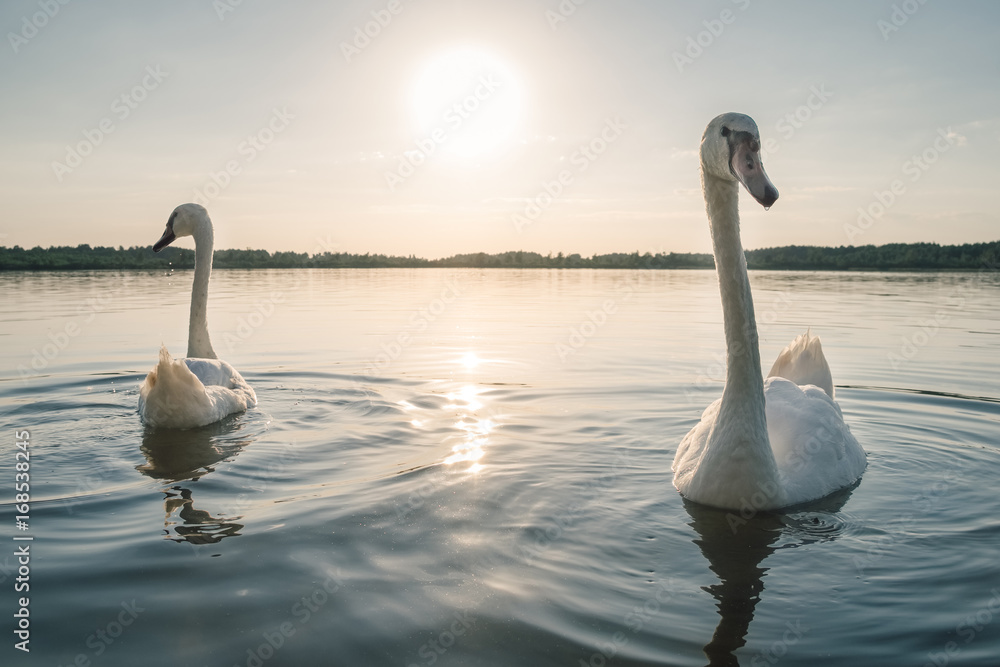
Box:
[153,203,211,252]
[701,113,779,209]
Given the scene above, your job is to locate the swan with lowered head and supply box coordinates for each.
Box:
[138,204,256,429]
[672,113,866,511]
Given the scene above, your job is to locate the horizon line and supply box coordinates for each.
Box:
[3,238,999,260]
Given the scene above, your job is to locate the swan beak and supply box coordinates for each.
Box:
[731,140,779,209]
[153,225,176,252]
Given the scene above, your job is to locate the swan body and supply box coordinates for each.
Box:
[138,204,257,429]
[139,346,255,429]
[672,113,865,511]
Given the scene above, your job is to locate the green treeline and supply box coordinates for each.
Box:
[0,241,997,271]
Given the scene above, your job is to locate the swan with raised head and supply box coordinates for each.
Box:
[138,204,256,429]
[672,113,866,511]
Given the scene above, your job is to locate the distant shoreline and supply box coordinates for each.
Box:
[1,241,997,272]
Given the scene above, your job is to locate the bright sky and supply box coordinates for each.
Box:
[2,0,998,258]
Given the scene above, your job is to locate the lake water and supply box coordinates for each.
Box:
[1,268,999,667]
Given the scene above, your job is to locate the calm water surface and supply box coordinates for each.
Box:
[1,268,998,667]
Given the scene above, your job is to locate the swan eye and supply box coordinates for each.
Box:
[721,126,730,137]
[746,158,754,170]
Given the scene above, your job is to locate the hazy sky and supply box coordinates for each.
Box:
[2,0,998,257]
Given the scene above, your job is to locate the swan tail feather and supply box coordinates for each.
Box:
[139,345,219,429]
[767,330,835,398]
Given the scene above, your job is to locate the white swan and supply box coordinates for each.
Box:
[138,204,256,429]
[672,113,866,511]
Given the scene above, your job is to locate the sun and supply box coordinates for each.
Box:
[409,47,524,161]
[459,351,481,369]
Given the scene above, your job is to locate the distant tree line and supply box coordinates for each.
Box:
[0,241,997,271]
[745,242,1000,271]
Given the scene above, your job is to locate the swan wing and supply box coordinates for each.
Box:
[672,398,721,484]
[139,346,255,429]
[672,398,732,503]
[764,376,866,504]
[183,357,257,408]
[767,330,834,398]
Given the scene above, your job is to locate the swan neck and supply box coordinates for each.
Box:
[187,220,217,359]
[704,173,767,433]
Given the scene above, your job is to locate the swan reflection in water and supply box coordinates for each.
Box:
[160,486,243,545]
[683,484,857,667]
[137,417,256,545]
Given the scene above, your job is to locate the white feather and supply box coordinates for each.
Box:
[767,330,834,398]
